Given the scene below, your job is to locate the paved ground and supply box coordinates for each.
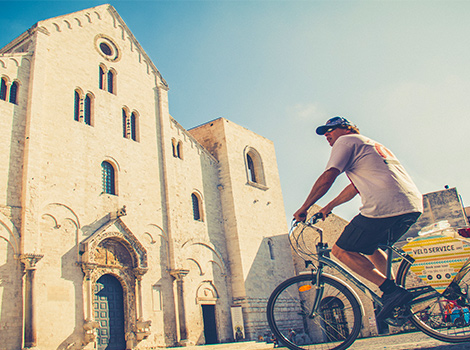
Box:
[167,332,470,350]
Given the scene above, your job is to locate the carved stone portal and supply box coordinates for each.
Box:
[79,212,150,349]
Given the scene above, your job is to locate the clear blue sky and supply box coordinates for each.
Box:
[2,0,469,225]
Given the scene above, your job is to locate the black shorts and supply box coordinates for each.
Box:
[335,212,421,255]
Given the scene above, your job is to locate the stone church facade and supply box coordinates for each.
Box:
[0,5,295,350]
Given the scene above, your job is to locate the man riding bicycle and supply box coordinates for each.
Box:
[293,116,423,319]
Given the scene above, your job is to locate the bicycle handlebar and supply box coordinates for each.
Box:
[294,212,324,226]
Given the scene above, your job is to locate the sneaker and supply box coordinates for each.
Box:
[376,286,413,320]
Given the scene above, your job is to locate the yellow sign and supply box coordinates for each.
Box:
[402,234,470,293]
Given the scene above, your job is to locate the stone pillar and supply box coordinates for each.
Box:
[170,269,189,343]
[20,254,43,350]
[81,263,100,344]
[134,268,151,343]
[81,263,96,322]
[133,268,148,321]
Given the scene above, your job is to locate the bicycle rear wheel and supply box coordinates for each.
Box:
[397,258,470,342]
[267,273,362,350]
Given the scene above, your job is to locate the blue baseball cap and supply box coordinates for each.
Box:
[316,116,357,135]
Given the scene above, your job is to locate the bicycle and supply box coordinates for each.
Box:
[266,213,470,350]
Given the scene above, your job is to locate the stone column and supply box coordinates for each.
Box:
[81,263,100,344]
[133,268,148,321]
[170,269,189,343]
[20,254,43,350]
[81,263,96,321]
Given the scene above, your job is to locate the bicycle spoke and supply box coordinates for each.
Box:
[267,274,362,350]
[398,259,470,342]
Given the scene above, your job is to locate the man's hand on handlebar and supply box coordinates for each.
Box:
[293,208,308,222]
[318,207,331,221]
[294,206,331,223]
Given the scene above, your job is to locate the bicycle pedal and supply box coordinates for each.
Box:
[383,306,410,326]
[384,316,408,327]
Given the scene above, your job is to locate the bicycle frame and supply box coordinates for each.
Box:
[308,238,416,312]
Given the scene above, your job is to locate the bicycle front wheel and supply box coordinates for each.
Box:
[267,273,362,350]
[397,258,470,342]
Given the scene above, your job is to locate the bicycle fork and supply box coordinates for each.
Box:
[308,263,326,319]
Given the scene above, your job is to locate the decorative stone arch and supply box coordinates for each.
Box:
[79,212,151,348]
[181,239,227,277]
[0,212,20,256]
[243,146,267,189]
[196,281,219,305]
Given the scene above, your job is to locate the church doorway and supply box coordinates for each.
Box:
[319,297,349,342]
[202,304,218,344]
[94,274,126,350]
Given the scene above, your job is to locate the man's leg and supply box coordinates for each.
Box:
[367,248,395,280]
[331,244,386,287]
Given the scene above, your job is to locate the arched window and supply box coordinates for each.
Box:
[247,154,256,183]
[122,109,139,141]
[191,193,202,221]
[99,65,116,94]
[74,90,81,121]
[245,148,266,188]
[107,69,115,94]
[102,161,116,195]
[73,89,93,126]
[99,66,106,90]
[0,78,7,101]
[9,81,18,104]
[84,93,93,126]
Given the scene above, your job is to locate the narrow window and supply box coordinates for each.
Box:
[122,109,128,138]
[0,78,7,101]
[130,112,137,141]
[74,90,81,121]
[102,161,116,195]
[9,81,18,104]
[192,193,201,221]
[177,141,183,159]
[99,66,105,90]
[247,154,257,183]
[107,70,114,93]
[84,94,92,125]
[172,139,177,157]
[152,285,162,311]
[268,240,275,260]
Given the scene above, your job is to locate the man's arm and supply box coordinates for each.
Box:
[293,168,340,221]
[319,183,358,219]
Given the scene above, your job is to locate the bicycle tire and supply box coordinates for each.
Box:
[397,258,470,342]
[267,273,362,350]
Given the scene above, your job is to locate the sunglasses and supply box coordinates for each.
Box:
[324,126,340,133]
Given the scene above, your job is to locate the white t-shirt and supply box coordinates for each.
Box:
[326,134,423,218]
